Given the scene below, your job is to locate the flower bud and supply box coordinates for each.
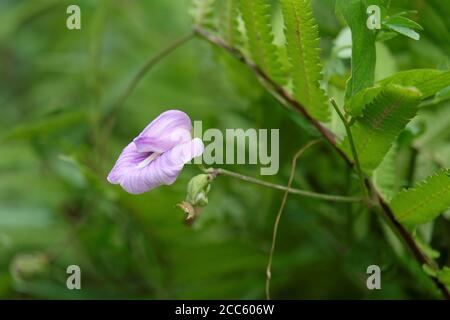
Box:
[177,174,211,225]
[186,174,211,207]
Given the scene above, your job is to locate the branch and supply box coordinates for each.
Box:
[204,167,361,203]
[266,140,321,300]
[194,27,450,299]
[330,98,370,201]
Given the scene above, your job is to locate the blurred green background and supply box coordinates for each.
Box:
[0,0,449,299]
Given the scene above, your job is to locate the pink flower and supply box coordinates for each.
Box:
[107,110,204,194]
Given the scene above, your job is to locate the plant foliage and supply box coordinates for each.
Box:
[341,85,422,173]
[391,169,450,225]
[238,0,284,83]
[281,0,330,121]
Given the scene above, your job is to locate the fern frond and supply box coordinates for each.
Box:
[345,86,382,117]
[218,0,241,47]
[281,0,330,121]
[438,267,450,286]
[373,144,398,201]
[347,70,450,120]
[391,169,450,225]
[379,69,450,99]
[238,0,284,84]
[341,85,422,173]
[190,0,217,29]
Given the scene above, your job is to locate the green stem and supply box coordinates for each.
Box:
[266,140,320,300]
[330,98,370,201]
[204,167,361,203]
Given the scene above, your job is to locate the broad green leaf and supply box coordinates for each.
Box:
[341,85,421,173]
[336,0,376,100]
[238,0,284,84]
[379,69,450,99]
[281,0,330,121]
[391,169,450,225]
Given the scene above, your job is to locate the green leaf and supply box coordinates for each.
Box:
[433,86,450,104]
[391,169,450,225]
[238,0,284,84]
[385,24,420,41]
[341,85,421,173]
[345,86,382,117]
[218,0,241,47]
[437,267,450,286]
[379,69,450,100]
[281,0,330,121]
[190,0,217,29]
[373,144,398,202]
[376,30,398,42]
[384,16,423,30]
[415,236,440,259]
[336,0,376,100]
[384,16,423,31]
[422,264,438,277]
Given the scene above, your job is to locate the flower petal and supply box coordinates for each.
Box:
[133,110,192,153]
[107,142,148,185]
[112,138,204,194]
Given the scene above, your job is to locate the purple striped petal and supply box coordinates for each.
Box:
[107,138,204,194]
[133,110,192,153]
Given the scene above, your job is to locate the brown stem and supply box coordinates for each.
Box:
[194,27,450,299]
[377,192,450,299]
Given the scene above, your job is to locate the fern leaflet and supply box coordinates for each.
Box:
[391,169,450,225]
[190,0,216,29]
[340,85,421,173]
[379,69,450,99]
[281,0,330,121]
[238,0,284,84]
[218,0,241,47]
